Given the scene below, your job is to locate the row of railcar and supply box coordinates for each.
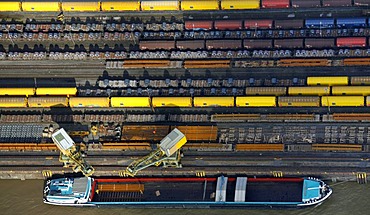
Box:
[0,76,362,97]
[2,17,368,33]
[1,0,368,12]
[140,37,369,50]
[185,17,370,31]
[1,95,370,108]
[245,86,370,96]
[0,87,77,96]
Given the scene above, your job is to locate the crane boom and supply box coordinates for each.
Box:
[51,128,95,177]
[122,128,187,177]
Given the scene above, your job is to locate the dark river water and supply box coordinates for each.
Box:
[1,179,369,215]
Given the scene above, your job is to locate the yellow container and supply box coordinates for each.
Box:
[62,2,100,12]
[221,0,260,10]
[307,76,348,86]
[101,1,140,11]
[111,97,150,108]
[0,2,21,11]
[0,88,35,96]
[278,96,320,107]
[0,97,27,107]
[194,97,234,107]
[152,97,192,107]
[181,0,219,10]
[236,96,276,107]
[28,97,68,108]
[321,96,364,106]
[332,86,370,96]
[69,97,110,108]
[141,1,179,10]
[36,88,77,96]
[22,1,60,11]
[288,86,330,96]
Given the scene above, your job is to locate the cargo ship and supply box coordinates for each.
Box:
[43,175,332,208]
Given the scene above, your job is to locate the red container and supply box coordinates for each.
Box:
[274,39,304,48]
[262,0,290,8]
[274,19,304,28]
[176,40,205,50]
[244,20,273,29]
[305,38,335,48]
[354,0,370,6]
[336,37,366,47]
[185,21,213,30]
[292,0,321,8]
[139,41,176,50]
[214,20,243,30]
[323,0,352,7]
[244,39,273,49]
[206,40,242,49]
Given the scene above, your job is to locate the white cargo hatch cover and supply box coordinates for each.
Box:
[234,177,247,202]
[215,176,228,202]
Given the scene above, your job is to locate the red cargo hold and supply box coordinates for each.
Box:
[337,37,366,47]
[323,0,352,7]
[185,21,213,30]
[244,20,273,29]
[262,0,290,8]
[214,20,243,30]
[244,39,273,49]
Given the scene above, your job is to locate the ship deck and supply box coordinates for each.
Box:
[91,178,304,203]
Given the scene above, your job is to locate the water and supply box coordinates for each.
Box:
[1,180,369,215]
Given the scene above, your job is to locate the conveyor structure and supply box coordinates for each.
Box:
[51,128,95,177]
[121,128,187,177]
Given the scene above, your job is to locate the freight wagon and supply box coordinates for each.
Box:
[140,37,370,52]
[0,0,368,12]
[3,95,370,108]
[183,17,370,32]
[0,87,76,97]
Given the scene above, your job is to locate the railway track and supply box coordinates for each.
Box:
[0,151,368,180]
[1,150,369,158]
[0,152,369,166]
[0,165,366,180]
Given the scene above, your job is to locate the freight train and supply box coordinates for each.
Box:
[2,95,370,108]
[141,37,369,51]
[2,76,370,108]
[185,17,370,31]
[0,0,368,12]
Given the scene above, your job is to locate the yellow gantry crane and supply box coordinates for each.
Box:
[51,128,95,177]
[120,128,187,177]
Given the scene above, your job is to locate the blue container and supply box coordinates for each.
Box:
[305,18,335,28]
[336,17,367,28]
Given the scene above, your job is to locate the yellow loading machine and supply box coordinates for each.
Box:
[121,128,187,177]
[51,128,95,177]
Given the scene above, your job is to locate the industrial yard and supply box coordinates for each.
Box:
[1,2,370,211]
